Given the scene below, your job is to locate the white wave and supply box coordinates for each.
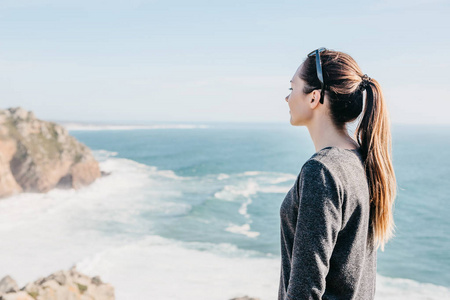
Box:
[74,235,450,300]
[268,174,297,184]
[156,169,187,180]
[242,171,261,176]
[217,173,230,180]
[177,240,266,258]
[0,153,198,289]
[213,176,291,221]
[214,178,290,203]
[238,196,253,218]
[76,235,279,300]
[214,180,259,202]
[95,153,188,181]
[0,151,195,232]
[92,149,118,161]
[145,202,192,217]
[225,223,260,238]
[61,122,209,131]
[375,274,450,299]
[237,170,297,183]
[258,185,291,194]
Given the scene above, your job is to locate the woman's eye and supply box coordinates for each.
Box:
[289,88,293,90]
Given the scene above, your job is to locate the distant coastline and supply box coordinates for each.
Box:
[59,122,210,131]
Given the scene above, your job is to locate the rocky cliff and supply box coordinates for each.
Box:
[0,266,260,300]
[0,107,103,199]
[0,266,114,300]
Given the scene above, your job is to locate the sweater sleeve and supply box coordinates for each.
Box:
[285,159,343,300]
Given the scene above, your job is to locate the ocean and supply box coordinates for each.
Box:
[0,122,449,300]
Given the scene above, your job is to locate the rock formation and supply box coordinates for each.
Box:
[0,107,103,199]
[0,265,114,300]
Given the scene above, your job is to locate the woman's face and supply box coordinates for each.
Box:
[285,64,316,126]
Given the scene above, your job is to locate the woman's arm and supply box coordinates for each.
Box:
[285,159,342,300]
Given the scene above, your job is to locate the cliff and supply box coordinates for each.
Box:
[0,266,114,300]
[0,107,103,199]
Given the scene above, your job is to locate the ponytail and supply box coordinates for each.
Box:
[300,49,398,251]
[355,78,397,252]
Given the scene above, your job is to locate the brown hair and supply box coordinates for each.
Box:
[299,49,397,251]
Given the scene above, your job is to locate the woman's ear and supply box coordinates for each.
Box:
[309,90,322,108]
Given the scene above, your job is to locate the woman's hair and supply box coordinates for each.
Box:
[299,49,397,251]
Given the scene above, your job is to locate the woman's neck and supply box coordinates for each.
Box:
[306,117,359,152]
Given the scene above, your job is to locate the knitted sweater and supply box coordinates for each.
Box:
[278,146,376,300]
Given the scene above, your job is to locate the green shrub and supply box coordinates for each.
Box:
[76,282,88,294]
[27,291,39,299]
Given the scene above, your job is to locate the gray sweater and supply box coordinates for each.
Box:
[278,146,376,300]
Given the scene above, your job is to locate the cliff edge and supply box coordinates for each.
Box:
[0,266,114,300]
[0,107,102,199]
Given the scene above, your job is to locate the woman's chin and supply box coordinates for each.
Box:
[289,115,295,125]
[290,117,301,126]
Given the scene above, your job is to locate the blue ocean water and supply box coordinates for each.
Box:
[1,122,449,299]
[72,122,450,285]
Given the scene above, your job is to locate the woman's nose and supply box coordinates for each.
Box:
[285,95,289,102]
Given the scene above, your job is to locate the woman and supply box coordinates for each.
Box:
[278,48,397,300]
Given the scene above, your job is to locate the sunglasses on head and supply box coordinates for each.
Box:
[307,47,327,104]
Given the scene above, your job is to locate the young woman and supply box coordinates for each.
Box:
[278,48,397,300]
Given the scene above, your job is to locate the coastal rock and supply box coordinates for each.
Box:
[0,291,34,300]
[0,265,114,300]
[0,138,22,198]
[0,107,102,199]
[0,276,19,294]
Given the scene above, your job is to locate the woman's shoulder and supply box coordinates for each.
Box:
[299,146,364,184]
[296,155,344,206]
[307,146,363,169]
[298,157,337,186]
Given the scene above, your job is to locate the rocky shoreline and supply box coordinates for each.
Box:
[0,266,114,300]
[0,266,260,300]
[0,107,109,199]
[0,107,262,300]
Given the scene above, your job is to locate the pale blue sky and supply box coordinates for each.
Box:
[1,0,449,124]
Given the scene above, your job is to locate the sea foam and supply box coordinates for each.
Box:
[1,149,447,300]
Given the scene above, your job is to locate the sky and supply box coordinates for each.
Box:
[0,0,449,125]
